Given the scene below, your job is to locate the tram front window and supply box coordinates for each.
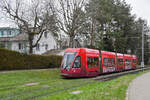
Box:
[62,52,76,70]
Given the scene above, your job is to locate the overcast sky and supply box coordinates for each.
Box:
[0,0,150,27]
[125,0,150,26]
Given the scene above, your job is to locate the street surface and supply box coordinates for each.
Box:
[127,72,150,100]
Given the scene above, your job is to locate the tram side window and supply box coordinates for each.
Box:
[118,59,123,65]
[133,59,137,64]
[129,60,131,65]
[125,59,131,65]
[125,59,128,65]
[94,57,99,67]
[87,57,99,67]
[103,58,115,66]
[73,56,81,68]
[111,58,115,65]
[103,58,108,66]
[87,57,93,67]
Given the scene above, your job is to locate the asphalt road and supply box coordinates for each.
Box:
[126,72,150,100]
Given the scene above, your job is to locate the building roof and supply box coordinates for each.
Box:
[0,33,28,42]
[0,27,19,30]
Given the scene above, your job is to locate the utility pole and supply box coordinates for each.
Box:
[141,24,145,69]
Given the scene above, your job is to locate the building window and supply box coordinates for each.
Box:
[1,31,4,36]
[4,31,7,35]
[44,31,48,38]
[18,43,23,50]
[36,43,40,51]
[45,44,48,50]
[9,30,12,35]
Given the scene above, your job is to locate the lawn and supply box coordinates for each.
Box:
[0,69,149,100]
[0,69,94,100]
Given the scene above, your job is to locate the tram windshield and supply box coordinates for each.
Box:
[62,52,77,70]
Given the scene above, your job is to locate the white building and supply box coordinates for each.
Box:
[32,31,57,54]
[0,27,57,54]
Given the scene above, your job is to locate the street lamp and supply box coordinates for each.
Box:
[141,24,146,69]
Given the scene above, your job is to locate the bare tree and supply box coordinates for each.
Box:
[56,0,86,48]
[1,0,58,54]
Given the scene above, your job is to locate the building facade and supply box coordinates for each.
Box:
[32,31,57,54]
[0,27,57,54]
[0,27,20,37]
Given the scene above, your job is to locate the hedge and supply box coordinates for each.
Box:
[0,48,63,70]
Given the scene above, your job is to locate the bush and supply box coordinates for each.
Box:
[0,48,63,70]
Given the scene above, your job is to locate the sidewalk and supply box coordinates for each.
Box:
[126,72,150,100]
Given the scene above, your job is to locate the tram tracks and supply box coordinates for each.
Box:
[0,78,94,100]
[0,67,150,100]
[94,67,150,81]
[0,81,95,100]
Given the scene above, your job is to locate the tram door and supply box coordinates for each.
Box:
[86,55,99,76]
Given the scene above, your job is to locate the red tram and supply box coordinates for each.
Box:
[61,48,137,77]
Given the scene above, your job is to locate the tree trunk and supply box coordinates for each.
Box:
[29,44,33,54]
[69,36,74,48]
[90,18,96,48]
[90,25,94,48]
[28,34,34,54]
